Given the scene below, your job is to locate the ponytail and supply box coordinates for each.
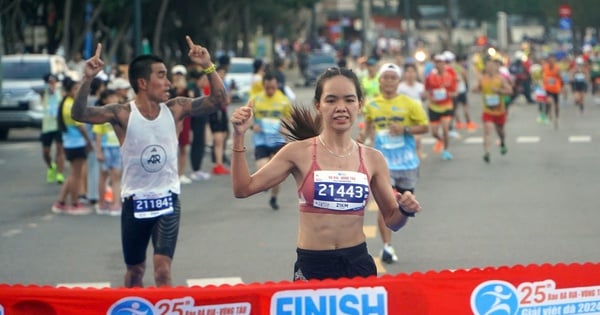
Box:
[280,105,321,142]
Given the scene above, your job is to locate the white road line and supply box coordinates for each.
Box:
[421,137,437,145]
[56,282,111,289]
[1,229,22,237]
[187,277,244,287]
[464,137,483,144]
[569,135,591,143]
[516,136,540,143]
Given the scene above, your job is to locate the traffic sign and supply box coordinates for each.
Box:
[558,17,572,30]
[558,4,572,17]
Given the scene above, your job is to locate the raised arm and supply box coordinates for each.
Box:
[168,36,227,120]
[71,43,121,125]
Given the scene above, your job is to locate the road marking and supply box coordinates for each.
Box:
[187,277,244,287]
[569,135,591,143]
[1,229,22,237]
[421,137,437,145]
[363,225,377,238]
[56,282,111,289]
[464,137,483,144]
[0,143,37,151]
[516,136,540,143]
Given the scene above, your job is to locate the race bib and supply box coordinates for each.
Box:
[376,130,405,149]
[432,88,447,101]
[484,94,501,107]
[457,81,467,93]
[260,118,281,144]
[132,191,174,219]
[313,170,369,212]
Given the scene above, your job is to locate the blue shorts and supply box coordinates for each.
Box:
[101,146,121,171]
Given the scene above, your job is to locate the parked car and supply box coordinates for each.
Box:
[225,57,254,103]
[304,52,337,86]
[0,54,73,140]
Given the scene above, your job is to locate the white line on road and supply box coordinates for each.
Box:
[1,229,22,237]
[421,137,437,145]
[516,136,540,143]
[568,135,591,143]
[464,137,483,144]
[56,282,111,289]
[187,277,244,287]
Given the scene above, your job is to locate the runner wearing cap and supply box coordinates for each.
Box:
[424,54,457,160]
[359,63,428,263]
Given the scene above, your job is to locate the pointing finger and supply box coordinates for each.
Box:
[94,43,102,59]
[185,36,194,49]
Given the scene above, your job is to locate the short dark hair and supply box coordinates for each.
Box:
[128,54,165,93]
[253,59,264,73]
[262,71,277,83]
[96,89,119,106]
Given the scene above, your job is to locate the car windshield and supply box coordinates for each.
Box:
[229,62,253,74]
[308,55,335,65]
[2,60,50,80]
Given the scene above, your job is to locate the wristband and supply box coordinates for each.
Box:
[399,204,415,217]
[203,63,216,74]
[231,146,246,152]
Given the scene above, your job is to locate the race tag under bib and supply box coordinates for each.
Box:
[432,88,447,101]
[313,170,369,212]
[132,192,174,219]
[484,94,500,107]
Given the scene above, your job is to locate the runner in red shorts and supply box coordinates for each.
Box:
[473,57,513,163]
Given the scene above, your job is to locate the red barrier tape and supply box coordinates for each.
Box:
[1,262,599,314]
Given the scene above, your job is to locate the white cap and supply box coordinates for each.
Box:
[434,54,446,62]
[576,56,584,64]
[110,77,130,90]
[95,70,109,81]
[377,63,402,78]
[443,50,455,61]
[171,64,187,75]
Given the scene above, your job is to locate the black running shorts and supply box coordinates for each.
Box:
[121,193,181,265]
[293,242,376,281]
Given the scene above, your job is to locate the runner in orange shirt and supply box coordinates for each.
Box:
[542,54,562,129]
[424,54,457,160]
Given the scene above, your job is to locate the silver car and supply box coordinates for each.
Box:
[0,54,72,140]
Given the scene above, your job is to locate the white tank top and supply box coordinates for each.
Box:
[121,101,180,198]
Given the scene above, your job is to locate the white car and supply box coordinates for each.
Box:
[225,57,254,103]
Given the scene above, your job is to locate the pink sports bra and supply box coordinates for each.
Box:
[298,137,370,216]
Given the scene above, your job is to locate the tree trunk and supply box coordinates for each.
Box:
[152,0,170,56]
[62,0,73,59]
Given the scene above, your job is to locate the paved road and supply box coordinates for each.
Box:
[0,83,598,288]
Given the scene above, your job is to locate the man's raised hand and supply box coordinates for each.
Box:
[84,43,104,80]
[185,35,211,68]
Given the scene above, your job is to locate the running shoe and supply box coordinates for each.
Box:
[67,203,92,215]
[109,204,122,217]
[380,244,399,264]
[483,152,490,163]
[189,170,211,181]
[95,202,111,215]
[46,164,56,183]
[212,164,230,175]
[500,145,508,155]
[466,122,478,131]
[269,196,279,210]
[455,121,464,130]
[441,150,453,160]
[55,172,65,184]
[179,174,193,184]
[51,201,69,214]
[433,140,444,154]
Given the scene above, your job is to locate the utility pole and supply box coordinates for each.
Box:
[133,0,142,56]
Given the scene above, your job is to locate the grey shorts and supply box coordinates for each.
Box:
[390,168,419,192]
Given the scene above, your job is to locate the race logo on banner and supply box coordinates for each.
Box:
[270,287,387,315]
[107,296,251,315]
[471,279,600,315]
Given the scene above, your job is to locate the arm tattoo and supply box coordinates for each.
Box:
[71,81,91,122]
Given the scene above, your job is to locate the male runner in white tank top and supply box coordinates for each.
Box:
[71,36,227,287]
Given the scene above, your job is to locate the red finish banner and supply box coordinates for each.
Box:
[0,263,599,314]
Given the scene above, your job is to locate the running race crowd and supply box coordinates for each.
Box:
[35,35,598,286]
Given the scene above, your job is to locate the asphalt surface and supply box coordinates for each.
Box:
[0,72,599,288]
